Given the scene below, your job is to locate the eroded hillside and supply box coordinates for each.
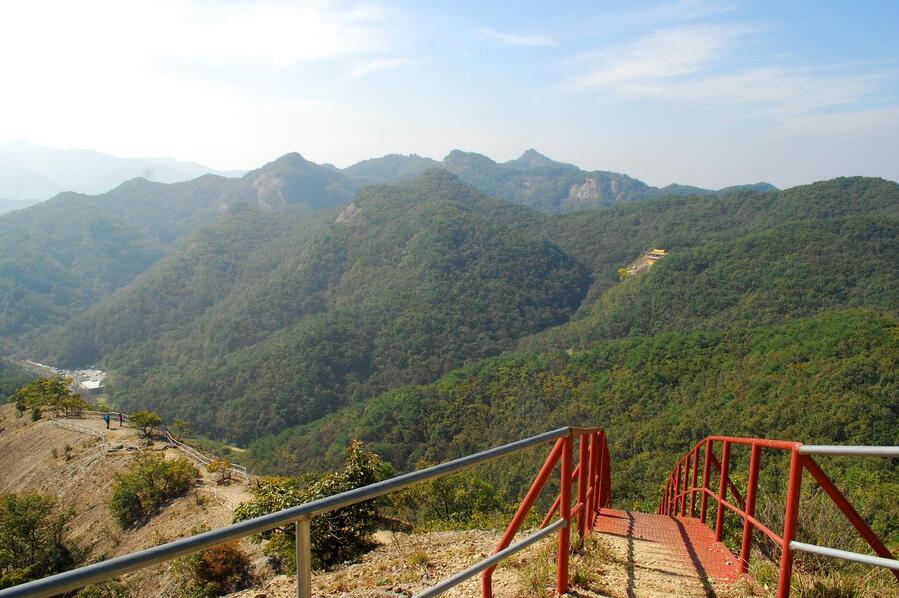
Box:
[0,405,254,595]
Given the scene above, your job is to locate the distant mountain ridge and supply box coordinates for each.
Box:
[0,141,244,201]
[0,198,40,215]
[0,153,357,340]
[342,149,779,212]
[0,145,786,347]
[1,140,778,212]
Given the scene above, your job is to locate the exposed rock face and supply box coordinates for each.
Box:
[252,173,287,209]
[335,202,361,225]
[568,177,603,201]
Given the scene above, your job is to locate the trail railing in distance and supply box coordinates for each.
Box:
[47,417,107,444]
[658,437,899,597]
[163,430,249,484]
[0,426,611,598]
[75,408,250,483]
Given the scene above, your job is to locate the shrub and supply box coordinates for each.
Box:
[75,579,130,597]
[14,377,87,417]
[110,454,198,528]
[170,418,191,441]
[234,440,385,570]
[0,492,80,588]
[30,406,41,421]
[206,459,232,484]
[391,463,501,529]
[172,542,254,598]
[127,410,162,438]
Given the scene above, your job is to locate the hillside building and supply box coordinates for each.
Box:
[623,248,668,276]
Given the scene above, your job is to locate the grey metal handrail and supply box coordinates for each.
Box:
[413,519,566,598]
[798,445,899,457]
[0,426,575,598]
[790,541,899,571]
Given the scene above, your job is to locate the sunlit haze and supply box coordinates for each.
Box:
[1,0,897,188]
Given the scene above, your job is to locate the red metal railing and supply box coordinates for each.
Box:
[658,436,899,597]
[482,428,612,598]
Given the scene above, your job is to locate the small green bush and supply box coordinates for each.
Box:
[0,492,80,588]
[75,579,130,597]
[110,454,198,528]
[30,406,41,421]
[390,462,501,529]
[172,542,254,598]
[14,376,87,417]
[127,410,162,438]
[234,440,385,570]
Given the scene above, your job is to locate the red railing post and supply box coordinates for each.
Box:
[690,445,700,517]
[557,435,573,595]
[673,459,683,516]
[482,438,564,598]
[682,452,692,516]
[660,480,667,514]
[602,435,611,508]
[700,439,713,523]
[595,431,606,511]
[777,448,803,598]
[602,438,612,508]
[576,434,588,542]
[777,448,802,598]
[586,431,596,527]
[669,473,675,514]
[668,476,673,514]
[739,444,761,573]
[715,440,731,541]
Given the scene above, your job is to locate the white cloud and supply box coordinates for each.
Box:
[566,23,890,122]
[348,57,410,78]
[0,1,387,74]
[478,27,556,47]
[568,24,748,91]
[0,0,393,169]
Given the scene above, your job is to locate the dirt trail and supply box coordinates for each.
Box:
[591,509,758,598]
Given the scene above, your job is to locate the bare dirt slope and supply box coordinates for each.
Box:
[0,404,256,595]
[229,529,557,598]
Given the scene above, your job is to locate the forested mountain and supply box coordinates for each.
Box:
[238,177,898,528]
[251,310,898,506]
[343,154,440,185]
[23,175,897,462]
[32,171,590,442]
[345,149,779,212]
[0,154,358,341]
[0,146,782,346]
[0,198,40,216]
[0,141,242,201]
[442,149,655,212]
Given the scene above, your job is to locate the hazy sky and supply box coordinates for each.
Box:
[1,0,897,188]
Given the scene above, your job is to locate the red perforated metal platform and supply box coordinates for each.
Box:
[594,508,745,594]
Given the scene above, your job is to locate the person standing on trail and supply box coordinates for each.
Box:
[103,414,110,429]
[118,413,124,427]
